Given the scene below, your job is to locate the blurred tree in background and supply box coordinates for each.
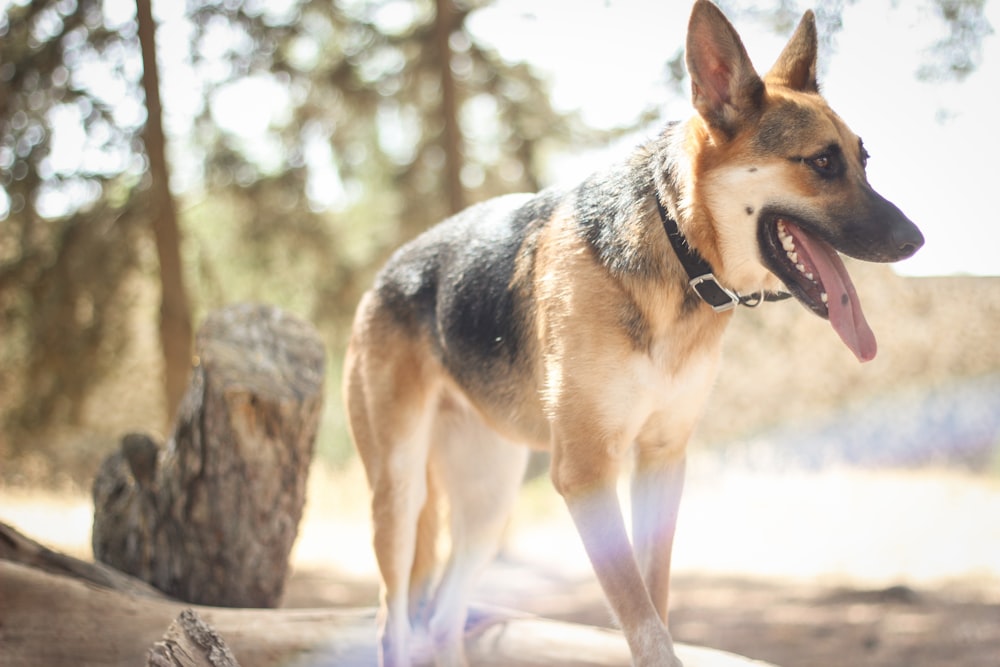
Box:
[712,0,992,81]
[137,0,192,426]
[0,0,992,469]
[1,0,149,441]
[0,0,598,461]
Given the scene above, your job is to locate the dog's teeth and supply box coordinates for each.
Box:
[821,292,828,304]
[779,231,795,252]
[795,263,805,273]
[787,251,799,263]
[806,272,815,281]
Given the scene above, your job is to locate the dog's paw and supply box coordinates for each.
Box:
[379,635,414,667]
[629,624,684,667]
[636,652,683,667]
[378,650,413,667]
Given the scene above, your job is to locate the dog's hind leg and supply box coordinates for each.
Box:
[345,326,440,667]
[426,400,530,667]
[408,461,441,627]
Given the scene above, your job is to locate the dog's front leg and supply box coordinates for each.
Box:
[552,449,683,667]
[631,453,686,624]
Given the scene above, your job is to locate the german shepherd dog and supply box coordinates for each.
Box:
[344,2,924,665]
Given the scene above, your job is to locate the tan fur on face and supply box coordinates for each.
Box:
[683,85,876,296]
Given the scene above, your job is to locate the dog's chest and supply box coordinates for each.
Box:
[595,338,723,458]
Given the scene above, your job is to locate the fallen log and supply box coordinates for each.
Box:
[0,558,777,667]
[91,303,326,608]
[0,519,166,599]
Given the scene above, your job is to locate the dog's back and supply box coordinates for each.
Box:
[349,189,564,445]
[372,193,540,393]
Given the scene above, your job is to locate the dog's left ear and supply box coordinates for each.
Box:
[765,10,819,92]
[686,0,765,137]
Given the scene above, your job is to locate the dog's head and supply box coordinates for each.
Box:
[682,0,924,361]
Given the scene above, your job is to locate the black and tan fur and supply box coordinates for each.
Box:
[344,2,923,666]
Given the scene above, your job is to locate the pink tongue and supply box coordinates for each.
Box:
[787,224,877,362]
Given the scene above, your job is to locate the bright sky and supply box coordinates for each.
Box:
[468,0,1000,277]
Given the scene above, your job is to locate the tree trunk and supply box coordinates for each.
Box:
[434,0,465,215]
[0,556,778,667]
[91,303,326,608]
[136,0,194,426]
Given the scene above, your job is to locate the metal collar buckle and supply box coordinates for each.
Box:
[689,274,740,312]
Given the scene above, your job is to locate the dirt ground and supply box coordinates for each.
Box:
[284,460,1000,667]
[4,459,1000,667]
[282,567,1000,667]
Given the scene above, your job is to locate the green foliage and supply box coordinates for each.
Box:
[171,0,603,463]
[0,0,148,437]
[0,0,594,462]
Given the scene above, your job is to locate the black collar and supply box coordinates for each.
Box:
[655,195,790,312]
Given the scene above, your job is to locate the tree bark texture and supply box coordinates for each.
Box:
[0,558,778,667]
[136,0,194,425]
[147,609,241,667]
[91,303,326,608]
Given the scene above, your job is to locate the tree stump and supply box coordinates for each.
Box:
[92,303,326,607]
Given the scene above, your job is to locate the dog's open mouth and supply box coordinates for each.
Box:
[761,217,877,362]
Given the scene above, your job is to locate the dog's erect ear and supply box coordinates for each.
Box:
[765,10,819,92]
[686,0,764,137]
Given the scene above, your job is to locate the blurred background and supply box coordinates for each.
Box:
[1,0,996,477]
[1,1,999,664]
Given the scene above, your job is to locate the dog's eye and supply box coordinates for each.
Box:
[799,144,844,178]
[796,146,843,177]
[806,153,835,174]
[810,155,831,170]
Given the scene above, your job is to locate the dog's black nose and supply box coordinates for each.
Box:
[892,220,925,259]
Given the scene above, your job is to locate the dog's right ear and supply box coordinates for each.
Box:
[686,0,764,138]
